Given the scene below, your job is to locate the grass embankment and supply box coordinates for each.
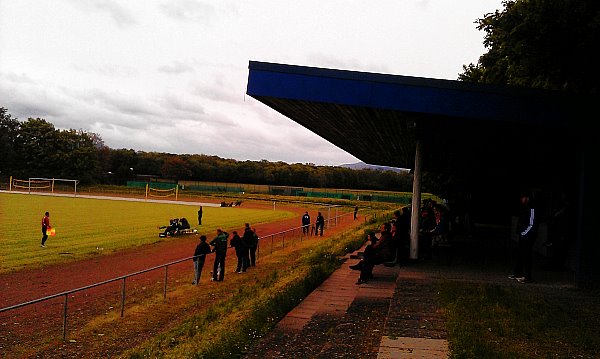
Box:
[0,192,294,273]
[440,281,600,358]
[122,220,380,358]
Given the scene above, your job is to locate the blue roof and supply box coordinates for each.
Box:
[246,61,585,174]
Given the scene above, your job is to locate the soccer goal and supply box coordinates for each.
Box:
[9,176,79,196]
[145,183,179,201]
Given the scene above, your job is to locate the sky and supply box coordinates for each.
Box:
[0,0,504,166]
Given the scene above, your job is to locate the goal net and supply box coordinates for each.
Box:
[9,177,79,196]
[146,185,179,200]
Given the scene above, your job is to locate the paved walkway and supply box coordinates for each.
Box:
[286,253,449,358]
[247,237,577,358]
[245,243,451,358]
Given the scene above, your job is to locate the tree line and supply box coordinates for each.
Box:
[0,107,430,192]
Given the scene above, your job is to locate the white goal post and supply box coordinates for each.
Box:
[9,176,80,196]
[145,183,179,200]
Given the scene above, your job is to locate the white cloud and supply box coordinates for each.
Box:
[159,0,216,22]
[0,0,504,166]
[76,0,138,27]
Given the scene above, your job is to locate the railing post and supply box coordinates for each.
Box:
[271,235,274,255]
[163,266,168,300]
[120,278,126,317]
[62,294,68,341]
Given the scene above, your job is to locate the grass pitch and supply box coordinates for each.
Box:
[0,192,294,273]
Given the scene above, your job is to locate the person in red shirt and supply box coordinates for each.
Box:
[41,212,51,248]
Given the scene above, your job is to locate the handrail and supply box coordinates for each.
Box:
[0,210,360,312]
[0,256,191,313]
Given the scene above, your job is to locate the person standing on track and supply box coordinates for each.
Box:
[40,211,51,248]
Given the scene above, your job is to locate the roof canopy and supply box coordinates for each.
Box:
[246,61,585,181]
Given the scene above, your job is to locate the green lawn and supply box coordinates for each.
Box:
[0,192,294,273]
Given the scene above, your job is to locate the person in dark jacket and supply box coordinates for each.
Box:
[241,223,253,271]
[249,227,259,267]
[315,212,325,236]
[179,217,190,230]
[301,211,311,235]
[509,191,537,283]
[350,223,394,284]
[192,235,212,285]
[230,230,247,273]
[209,228,229,281]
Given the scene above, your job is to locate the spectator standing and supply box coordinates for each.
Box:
[509,191,538,284]
[315,212,325,236]
[241,223,253,271]
[230,231,246,273]
[197,206,203,226]
[354,205,359,220]
[40,211,51,248]
[302,211,311,235]
[249,227,259,266]
[210,228,229,281]
[192,235,211,285]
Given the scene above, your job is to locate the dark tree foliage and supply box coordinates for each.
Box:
[0,114,101,182]
[0,107,22,177]
[460,0,600,94]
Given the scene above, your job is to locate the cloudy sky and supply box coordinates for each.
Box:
[1,0,503,166]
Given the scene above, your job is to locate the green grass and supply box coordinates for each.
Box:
[0,192,294,273]
[439,281,600,359]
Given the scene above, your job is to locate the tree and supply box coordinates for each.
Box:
[460,0,600,94]
[0,107,22,177]
[161,156,192,181]
[16,118,59,178]
[51,130,99,183]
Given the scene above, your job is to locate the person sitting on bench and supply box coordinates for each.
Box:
[349,222,394,284]
[179,217,190,230]
[160,218,179,237]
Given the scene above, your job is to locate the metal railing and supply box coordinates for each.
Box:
[0,209,370,341]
